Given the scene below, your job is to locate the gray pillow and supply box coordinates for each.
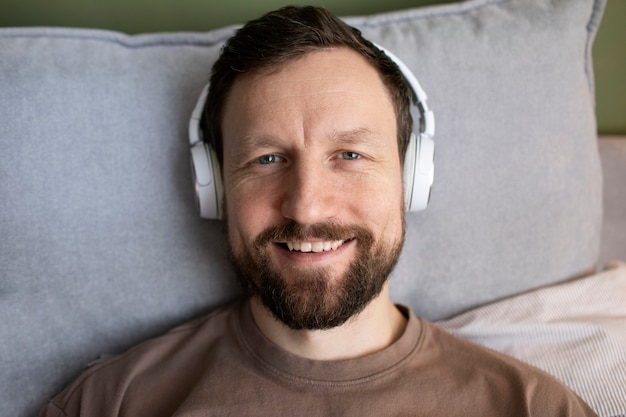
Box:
[0,0,605,416]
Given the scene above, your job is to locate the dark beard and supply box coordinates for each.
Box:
[229,220,404,330]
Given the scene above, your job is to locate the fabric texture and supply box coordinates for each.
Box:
[598,138,626,267]
[39,302,597,417]
[437,262,626,417]
[0,0,608,416]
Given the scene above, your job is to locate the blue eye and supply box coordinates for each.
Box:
[257,154,282,164]
[339,151,361,160]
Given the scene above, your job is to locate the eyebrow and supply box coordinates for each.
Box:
[329,128,382,146]
[226,134,278,163]
[236,135,280,152]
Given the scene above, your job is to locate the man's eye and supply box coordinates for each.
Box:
[338,151,361,161]
[257,154,282,164]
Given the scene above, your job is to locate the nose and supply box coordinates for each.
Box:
[281,160,336,225]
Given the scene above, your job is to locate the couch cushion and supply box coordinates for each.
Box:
[598,137,626,266]
[0,0,605,415]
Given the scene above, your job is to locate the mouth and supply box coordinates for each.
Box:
[277,239,349,253]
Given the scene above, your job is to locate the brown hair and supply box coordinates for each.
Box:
[201,5,413,166]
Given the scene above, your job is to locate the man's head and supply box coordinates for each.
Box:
[203,6,410,330]
[202,5,413,168]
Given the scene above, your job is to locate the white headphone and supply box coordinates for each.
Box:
[189,44,435,220]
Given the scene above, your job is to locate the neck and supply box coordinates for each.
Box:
[249,283,407,361]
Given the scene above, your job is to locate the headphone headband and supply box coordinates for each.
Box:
[374,44,435,140]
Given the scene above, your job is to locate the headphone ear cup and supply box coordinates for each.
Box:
[190,141,223,219]
[403,132,434,212]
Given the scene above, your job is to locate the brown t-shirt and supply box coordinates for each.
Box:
[40,300,597,416]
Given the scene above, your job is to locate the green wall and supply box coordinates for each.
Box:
[2,0,624,134]
[593,0,626,134]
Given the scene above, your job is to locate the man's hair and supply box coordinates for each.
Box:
[201,5,413,166]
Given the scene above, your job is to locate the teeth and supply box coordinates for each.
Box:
[286,240,344,253]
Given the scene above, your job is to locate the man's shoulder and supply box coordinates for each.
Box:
[162,299,242,339]
[99,299,241,368]
[422,319,555,380]
[41,300,245,416]
[417,319,597,416]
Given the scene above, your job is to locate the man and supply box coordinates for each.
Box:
[40,6,597,416]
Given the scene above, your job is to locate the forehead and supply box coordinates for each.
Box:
[221,47,397,153]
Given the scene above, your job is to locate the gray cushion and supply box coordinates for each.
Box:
[0,0,605,415]
[598,137,626,267]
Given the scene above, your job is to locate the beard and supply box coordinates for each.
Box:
[229,218,405,331]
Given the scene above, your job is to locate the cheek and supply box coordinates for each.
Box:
[353,174,404,231]
[224,182,280,252]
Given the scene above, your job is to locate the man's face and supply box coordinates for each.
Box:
[221,47,405,330]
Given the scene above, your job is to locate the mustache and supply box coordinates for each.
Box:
[254,221,373,247]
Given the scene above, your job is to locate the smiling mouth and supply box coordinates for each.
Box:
[279,240,347,253]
